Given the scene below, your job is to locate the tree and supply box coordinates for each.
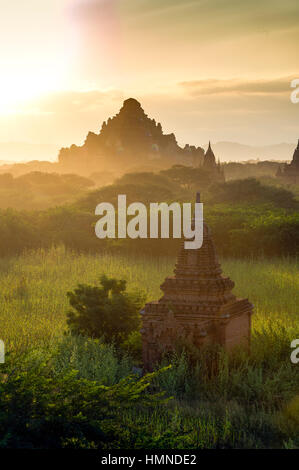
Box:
[66,275,144,345]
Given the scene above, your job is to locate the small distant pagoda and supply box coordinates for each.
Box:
[202,142,225,182]
[277,140,299,184]
[141,193,253,370]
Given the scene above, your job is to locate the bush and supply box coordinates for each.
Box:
[121,330,143,361]
[209,178,297,208]
[0,351,168,449]
[53,335,133,384]
[66,275,145,345]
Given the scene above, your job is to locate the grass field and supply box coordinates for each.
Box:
[0,246,299,448]
[0,245,298,353]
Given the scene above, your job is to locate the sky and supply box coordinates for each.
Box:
[0,0,299,160]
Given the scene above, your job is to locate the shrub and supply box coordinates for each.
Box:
[53,335,133,384]
[0,351,169,449]
[121,330,143,361]
[209,178,297,208]
[66,275,145,345]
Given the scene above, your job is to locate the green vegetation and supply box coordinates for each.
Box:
[0,172,94,210]
[222,161,281,181]
[0,347,168,449]
[0,166,298,448]
[67,275,144,345]
[0,249,298,448]
[209,178,297,207]
[0,172,298,258]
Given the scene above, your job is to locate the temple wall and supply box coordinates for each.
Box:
[221,313,251,351]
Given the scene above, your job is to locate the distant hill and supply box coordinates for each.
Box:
[204,141,295,162]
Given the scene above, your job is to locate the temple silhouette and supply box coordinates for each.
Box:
[277,140,299,184]
[141,193,253,370]
[58,98,224,181]
[203,141,224,180]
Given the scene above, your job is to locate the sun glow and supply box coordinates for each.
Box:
[0,62,66,114]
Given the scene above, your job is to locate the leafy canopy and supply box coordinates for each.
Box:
[67,275,145,345]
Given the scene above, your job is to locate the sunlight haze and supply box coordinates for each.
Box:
[0,0,298,160]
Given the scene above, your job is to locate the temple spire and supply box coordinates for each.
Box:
[203,141,217,168]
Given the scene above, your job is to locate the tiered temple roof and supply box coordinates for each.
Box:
[141,193,253,369]
[59,98,205,170]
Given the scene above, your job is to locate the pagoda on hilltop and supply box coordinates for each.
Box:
[202,142,225,182]
[277,140,299,184]
[141,193,253,370]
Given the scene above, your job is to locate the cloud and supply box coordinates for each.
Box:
[179,77,297,96]
[26,89,124,114]
[1,84,298,150]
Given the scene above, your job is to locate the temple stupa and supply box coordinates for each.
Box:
[141,193,253,369]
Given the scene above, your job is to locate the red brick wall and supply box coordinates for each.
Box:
[223,313,251,350]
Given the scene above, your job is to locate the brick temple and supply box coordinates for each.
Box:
[141,194,253,369]
[276,139,299,184]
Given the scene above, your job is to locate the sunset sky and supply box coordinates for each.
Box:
[0,0,299,160]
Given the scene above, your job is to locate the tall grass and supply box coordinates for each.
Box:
[0,246,298,448]
[0,245,298,354]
